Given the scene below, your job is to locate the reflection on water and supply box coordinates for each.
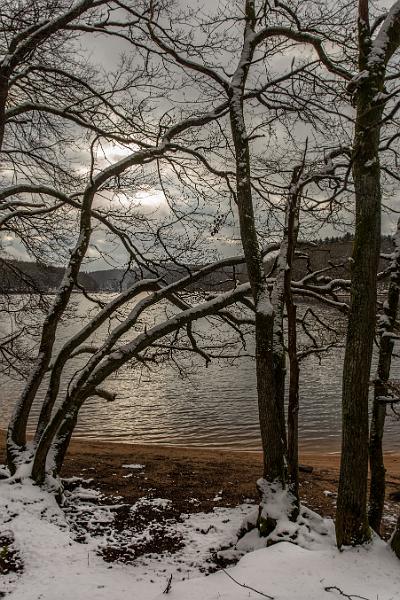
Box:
[1,295,399,452]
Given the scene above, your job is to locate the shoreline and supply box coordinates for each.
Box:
[56,437,400,475]
[1,430,400,474]
[57,439,400,539]
[63,437,400,481]
[1,433,399,541]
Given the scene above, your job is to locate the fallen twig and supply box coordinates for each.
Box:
[325,585,371,600]
[222,568,274,599]
[163,574,172,594]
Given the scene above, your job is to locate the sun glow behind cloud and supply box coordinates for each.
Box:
[133,189,166,208]
[93,142,168,210]
[109,189,166,211]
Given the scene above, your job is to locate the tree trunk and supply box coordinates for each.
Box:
[336,10,384,547]
[53,413,78,475]
[227,2,288,535]
[227,7,286,476]
[0,65,10,150]
[7,208,93,472]
[285,211,299,503]
[284,168,302,507]
[369,219,400,533]
[287,299,299,503]
[336,121,382,546]
[391,515,400,558]
[368,395,386,534]
[31,414,76,484]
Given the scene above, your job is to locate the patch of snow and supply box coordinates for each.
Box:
[67,486,102,501]
[122,464,145,470]
[130,497,172,513]
[2,480,400,600]
[0,479,256,599]
[62,477,94,485]
[256,290,273,318]
[257,478,296,521]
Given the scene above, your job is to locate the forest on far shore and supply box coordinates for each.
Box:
[1,235,394,292]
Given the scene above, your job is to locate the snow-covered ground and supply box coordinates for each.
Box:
[1,476,400,600]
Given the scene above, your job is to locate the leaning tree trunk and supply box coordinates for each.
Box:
[369,218,400,534]
[336,6,385,547]
[7,195,94,472]
[53,412,78,475]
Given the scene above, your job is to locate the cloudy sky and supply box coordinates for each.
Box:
[3,0,400,270]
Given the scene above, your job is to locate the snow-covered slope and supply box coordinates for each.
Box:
[1,478,399,600]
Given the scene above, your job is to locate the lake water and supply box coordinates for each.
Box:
[1,295,399,452]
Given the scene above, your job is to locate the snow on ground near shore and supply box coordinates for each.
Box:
[159,542,400,600]
[1,478,400,600]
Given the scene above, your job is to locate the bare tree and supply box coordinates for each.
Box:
[120,0,354,534]
[368,219,400,534]
[0,0,140,387]
[0,0,238,471]
[336,0,400,548]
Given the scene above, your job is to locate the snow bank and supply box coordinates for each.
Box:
[1,478,400,600]
[0,479,254,599]
[158,539,400,600]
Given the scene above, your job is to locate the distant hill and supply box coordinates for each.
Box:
[89,263,249,292]
[0,259,98,293]
[0,236,394,294]
[84,237,395,292]
[292,237,393,291]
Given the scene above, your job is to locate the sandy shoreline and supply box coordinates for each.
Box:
[1,432,400,541]
[1,430,400,475]
[61,437,400,475]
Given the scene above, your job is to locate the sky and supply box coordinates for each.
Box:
[3,0,400,270]
[78,0,399,244]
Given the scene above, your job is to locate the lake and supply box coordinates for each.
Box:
[1,294,399,452]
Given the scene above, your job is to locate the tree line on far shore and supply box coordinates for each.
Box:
[1,235,394,293]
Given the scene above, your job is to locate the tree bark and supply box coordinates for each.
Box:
[228,3,287,506]
[369,219,400,534]
[284,176,302,507]
[287,298,299,502]
[0,65,10,150]
[336,8,384,547]
[391,514,400,558]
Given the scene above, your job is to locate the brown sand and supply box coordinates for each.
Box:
[2,434,400,538]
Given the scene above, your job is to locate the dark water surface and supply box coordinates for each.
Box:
[1,295,399,452]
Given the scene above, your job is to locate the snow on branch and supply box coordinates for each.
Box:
[254,27,352,81]
[83,283,251,392]
[3,0,97,71]
[369,0,400,67]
